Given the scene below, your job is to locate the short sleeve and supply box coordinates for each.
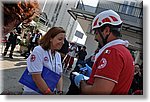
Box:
[27,47,43,73]
[94,48,124,83]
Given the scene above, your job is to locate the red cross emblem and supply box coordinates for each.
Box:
[30,54,36,62]
[44,57,49,62]
[98,58,107,69]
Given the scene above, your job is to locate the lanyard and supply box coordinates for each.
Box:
[47,51,56,72]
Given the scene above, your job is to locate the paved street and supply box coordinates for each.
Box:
[0,45,73,95]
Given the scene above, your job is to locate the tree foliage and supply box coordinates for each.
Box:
[3,0,40,35]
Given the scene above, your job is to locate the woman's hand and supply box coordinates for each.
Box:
[32,73,53,94]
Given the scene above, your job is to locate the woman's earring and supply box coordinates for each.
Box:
[50,39,52,42]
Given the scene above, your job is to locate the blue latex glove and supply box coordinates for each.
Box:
[80,67,87,72]
[85,64,92,77]
[74,74,85,88]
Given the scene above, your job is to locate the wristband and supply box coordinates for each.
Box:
[44,88,51,95]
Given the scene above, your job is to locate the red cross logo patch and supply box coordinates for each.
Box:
[105,50,111,54]
[44,57,49,62]
[30,54,36,62]
[98,58,107,69]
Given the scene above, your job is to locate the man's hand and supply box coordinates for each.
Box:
[80,64,92,77]
[85,64,92,77]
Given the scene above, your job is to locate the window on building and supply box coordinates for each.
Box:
[121,1,128,13]
[39,18,46,24]
[139,1,143,18]
[51,16,55,22]
[127,2,135,15]
[58,1,63,13]
[54,2,59,14]
[139,8,143,18]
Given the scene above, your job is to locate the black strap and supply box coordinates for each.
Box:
[98,29,110,46]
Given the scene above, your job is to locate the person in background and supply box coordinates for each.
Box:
[25,29,42,58]
[63,43,78,71]
[76,46,87,66]
[3,29,18,59]
[130,63,143,95]
[85,48,100,68]
[58,38,69,62]
[22,27,65,95]
[74,10,134,95]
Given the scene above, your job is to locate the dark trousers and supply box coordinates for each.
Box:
[4,42,16,57]
[66,71,81,95]
[25,42,37,58]
[76,59,85,66]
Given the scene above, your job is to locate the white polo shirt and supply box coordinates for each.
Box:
[23,45,62,94]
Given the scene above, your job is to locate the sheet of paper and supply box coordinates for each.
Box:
[72,72,89,80]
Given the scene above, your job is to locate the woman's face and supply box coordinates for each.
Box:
[50,33,65,50]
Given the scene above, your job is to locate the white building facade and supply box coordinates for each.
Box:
[38,0,79,41]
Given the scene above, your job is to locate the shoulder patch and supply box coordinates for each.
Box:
[30,54,36,62]
[44,56,49,62]
[104,49,111,54]
[98,58,107,69]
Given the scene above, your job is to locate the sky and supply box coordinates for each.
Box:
[82,0,99,7]
[72,0,99,45]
